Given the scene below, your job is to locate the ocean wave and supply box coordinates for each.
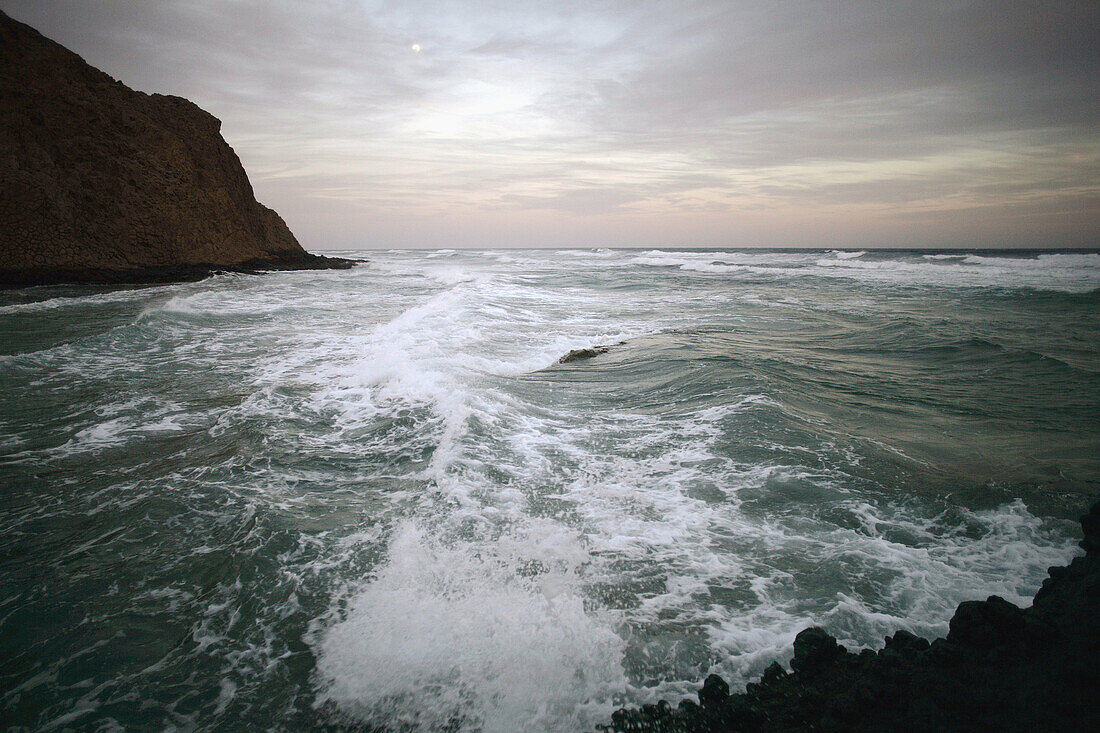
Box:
[0,285,172,313]
[2,247,1094,730]
[314,521,626,733]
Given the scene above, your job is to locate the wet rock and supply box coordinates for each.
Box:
[884,628,930,657]
[924,638,964,668]
[947,595,1025,649]
[1080,502,1100,552]
[760,661,788,686]
[559,346,611,363]
[603,500,1100,732]
[558,341,628,364]
[559,347,609,363]
[791,627,846,675]
[697,673,729,708]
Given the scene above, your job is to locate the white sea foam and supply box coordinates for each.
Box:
[51,398,193,455]
[626,248,1100,292]
[314,522,626,733]
[808,253,1100,292]
[299,253,1084,722]
[420,266,486,286]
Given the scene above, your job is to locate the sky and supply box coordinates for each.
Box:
[3,0,1098,250]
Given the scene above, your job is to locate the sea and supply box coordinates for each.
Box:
[1,248,1098,731]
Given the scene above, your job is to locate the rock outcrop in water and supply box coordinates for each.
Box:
[0,9,354,288]
[603,501,1100,732]
[560,346,612,363]
[558,342,626,363]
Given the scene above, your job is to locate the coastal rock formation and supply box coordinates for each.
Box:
[0,9,352,287]
[560,346,612,363]
[558,342,627,363]
[604,501,1100,732]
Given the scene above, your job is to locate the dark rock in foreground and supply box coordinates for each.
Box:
[0,10,355,288]
[602,501,1100,732]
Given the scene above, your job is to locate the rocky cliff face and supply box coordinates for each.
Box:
[0,10,352,287]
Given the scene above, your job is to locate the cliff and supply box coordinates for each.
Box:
[603,501,1100,731]
[0,9,353,288]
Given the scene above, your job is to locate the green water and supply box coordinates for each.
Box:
[1,249,1097,731]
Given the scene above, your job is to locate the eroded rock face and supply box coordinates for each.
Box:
[0,9,351,287]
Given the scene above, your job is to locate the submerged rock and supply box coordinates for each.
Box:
[0,9,355,287]
[600,500,1100,732]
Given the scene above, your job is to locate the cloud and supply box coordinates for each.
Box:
[2,0,1097,248]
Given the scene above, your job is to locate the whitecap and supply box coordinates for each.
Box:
[314,521,626,733]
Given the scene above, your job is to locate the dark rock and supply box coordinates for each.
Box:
[1081,503,1100,552]
[878,647,907,669]
[698,674,729,708]
[790,627,846,675]
[855,648,877,669]
[946,595,1025,649]
[609,709,634,729]
[559,346,611,363]
[0,9,355,288]
[924,638,964,668]
[602,500,1100,732]
[760,661,788,686]
[884,628,930,656]
[727,700,767,729]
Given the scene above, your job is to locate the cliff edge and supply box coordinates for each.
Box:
[0,10,353,288]
[604,501,1100,731]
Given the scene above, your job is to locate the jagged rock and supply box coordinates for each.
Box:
[946,595,1025,649]
[601,500,1100,732]
[923,638,964,668]
[760,661,788,686]
[559,346,611,363]
[698,674,729,708]
[884,628,930,656]
[0,9,354,287]
[790,627,846,675]
[558,341,630,364]
[1080,502,1100,552]
[676,699,699,714]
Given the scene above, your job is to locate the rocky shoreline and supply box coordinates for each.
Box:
[0,250,357,289]
[602,500,1099,731]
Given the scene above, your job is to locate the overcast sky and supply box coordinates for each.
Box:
[4,0,1098,249]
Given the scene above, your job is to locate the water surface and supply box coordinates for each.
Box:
[1,248,1097,730]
